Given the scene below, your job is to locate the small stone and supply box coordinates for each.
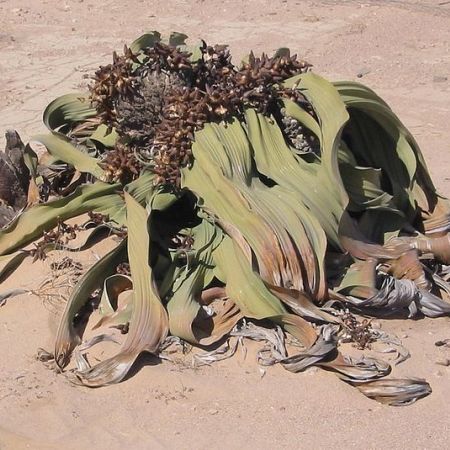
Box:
[208,409,219,415]
[433,75,448,83]
[303,15,320,23]
[357,67,371,78]
[435,358,450,367]
[371,320,382,329]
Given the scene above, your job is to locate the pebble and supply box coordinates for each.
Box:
[435,358,450,367]
[371,320,381,329]
[433,75,448,83]
[357,67,371,78]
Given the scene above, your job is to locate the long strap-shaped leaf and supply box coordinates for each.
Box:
[0,251,29,282]
[245,109,343,248]
[214,236,430,404]
[43,93,97,132]
[284,72,350,207]
[32,133,105,179]
[0,182,123,255]
[183,154,287,287]
[185,120,326,297]
[130,30,161,54]
[167,221,242,345]
[54,239,128,369]
[71,192,169,386]
[193,121,305,291]
[333,80,450,235]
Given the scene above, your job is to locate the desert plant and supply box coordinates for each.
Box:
[2,31,450,405]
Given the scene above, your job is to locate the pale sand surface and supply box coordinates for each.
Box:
[0,1,449,448]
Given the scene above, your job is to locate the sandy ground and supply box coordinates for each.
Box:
[1,0,450,448]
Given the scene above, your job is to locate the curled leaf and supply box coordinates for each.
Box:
[71,192,168,386]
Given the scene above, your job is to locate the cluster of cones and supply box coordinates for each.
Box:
[90,41,312,185]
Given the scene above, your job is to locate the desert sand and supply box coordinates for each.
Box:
[0,0,449,449]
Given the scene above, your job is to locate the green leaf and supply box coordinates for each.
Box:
[0,182,123,255]
[285,72,350,205]
[54,239,127,369]
[166,220,240,345]
[89,124,118,148]
[333,80,426,216]
[245,108,341,248]
[184,117,327,298]
[93,274,133,330]
[184,42,204,63]
[274,47,290,58]
[214,237,286,319]
[0,288,30,307]
[43,93,97,132]
[98,274,132,316]
[71,191,168,386]
[168,32,188,46]
[32,133,105,179]
[0,251,29,282]
[281,97,321,139]
[23,143,39,179]
[130,31,161,53]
